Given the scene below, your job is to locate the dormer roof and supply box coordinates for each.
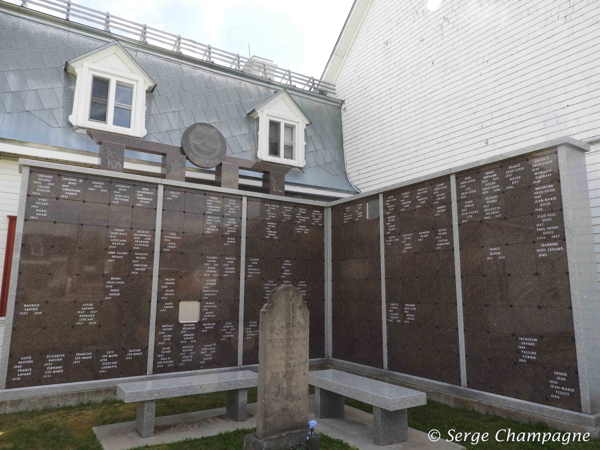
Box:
[66,41,156,91]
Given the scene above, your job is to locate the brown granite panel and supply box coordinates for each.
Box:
[459,150,580,411]
[84,177,111,203]
[154,191,242,375]
[244,201,325,365]
[8,169,154,389]
[164,189,185,211]
[28,171,60,198]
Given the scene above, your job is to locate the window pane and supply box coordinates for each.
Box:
[91,77,109,101]
[269,120,280,156]
[113,106,131,128]
[284,124,294,160]
[115,82,133,106]
[89,99,107,122]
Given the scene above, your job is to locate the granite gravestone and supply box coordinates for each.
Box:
[244,285,319,450]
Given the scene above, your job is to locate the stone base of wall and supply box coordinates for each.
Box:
[0,388,116,414]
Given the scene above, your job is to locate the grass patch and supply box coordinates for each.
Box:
[130,429,356,450]
[0,388,355,450]
[345,398,598,450]
[0,389,595,449]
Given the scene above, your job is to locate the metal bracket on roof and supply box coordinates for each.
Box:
[203,45,214,63]
[231,54,242,71]
[103,12,110,32]
[139,24,148,43]
[173,35,182,53]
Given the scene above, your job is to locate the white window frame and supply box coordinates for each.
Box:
[251,91,309,168]
[263,113,300,164]
[70,62,146,137]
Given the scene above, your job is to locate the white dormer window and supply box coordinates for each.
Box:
[67,42,156,138]
[249,90,311,168]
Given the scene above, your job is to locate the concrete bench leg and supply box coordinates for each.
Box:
[136,400,156,438]
[226,388,248,421]
[373,407,407,446]
[314,387,345,419]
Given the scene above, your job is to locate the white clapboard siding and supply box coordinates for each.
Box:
[0,157,20,358]
[0,157,20,283]
[586,145,600,286]
[335,0,600,191]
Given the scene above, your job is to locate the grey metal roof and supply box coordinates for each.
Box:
[0,9,355,193]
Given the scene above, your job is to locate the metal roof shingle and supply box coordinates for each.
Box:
[153,113,172,132]
[36,87,60,109]
[179,109,196,128]
[19,90,43,110]
[191,107,208,123]
[1,91,25,112]
[5,70,27,91]
[0,73,9,92]
[203,105,220,123]
[31,108,58,127]
[166,111,184,130]
[24,69,47,90]
[5,50,27,70]
[166,92,184,111]
[42,68,66,88]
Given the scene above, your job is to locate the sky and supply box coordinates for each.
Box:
[56,0,355,80]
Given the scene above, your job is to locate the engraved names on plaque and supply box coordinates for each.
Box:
[458,150,580,411]
[243,200,325,364]
[153,189,241,374]
[383,178,460,384]
[7,170,154,388]
[331,197,383,369]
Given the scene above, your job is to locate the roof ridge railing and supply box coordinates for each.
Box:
[11,0,336,95]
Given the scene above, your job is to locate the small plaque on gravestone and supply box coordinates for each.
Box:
[244,285,319,450]
[181,123,227,168]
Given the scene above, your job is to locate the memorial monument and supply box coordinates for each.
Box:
[244,285,320,450]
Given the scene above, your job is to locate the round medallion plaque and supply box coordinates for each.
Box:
[181,123,227,168]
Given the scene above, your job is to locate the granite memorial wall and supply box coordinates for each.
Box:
[329,148,581,411]
[153,189,242,374]
[331,196,383,368]
[2,146,588,414]
[4,167,326,388]
[383,178,461,385]
[7,169,154,387]
[458,149,580,411]
[243,199,325,364]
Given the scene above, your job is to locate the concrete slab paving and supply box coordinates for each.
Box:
[93,397,464,450]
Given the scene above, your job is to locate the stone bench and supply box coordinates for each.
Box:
[117,370,258,438]
[309,369,426,446]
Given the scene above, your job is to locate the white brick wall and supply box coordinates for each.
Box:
[336,0,600,191]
